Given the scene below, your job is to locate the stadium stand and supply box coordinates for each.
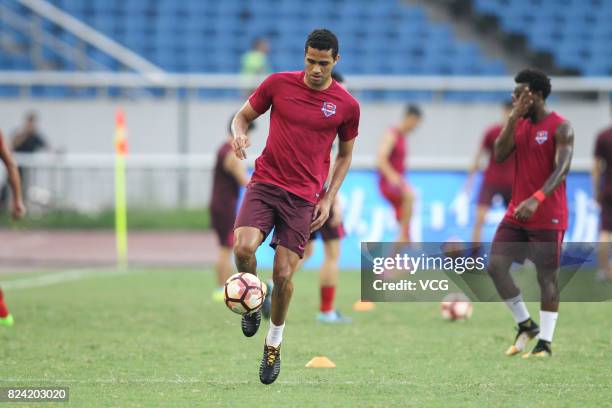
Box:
[0,0,506,77]
[471,0,612,76]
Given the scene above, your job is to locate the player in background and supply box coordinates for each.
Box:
[231,29,360,384]
[488,69,573,358]
[298,71,351,324]
[209,118,252,302]
[376,105,422,242]
[0,129,27,327]
[466,102,514,243]
[592,115,612,282]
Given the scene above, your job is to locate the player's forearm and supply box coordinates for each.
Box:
[325,154,352,201]
[541,146,573,196]
[6,161,23,204]
[494,119,517,163]
[231,111,252,139]
[377,159,400,181]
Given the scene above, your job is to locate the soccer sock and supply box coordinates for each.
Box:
[266,321,285,348]
[320,286,335,313]
[0,288,9,318]
[539,310,558,343]
[503,293,530,324]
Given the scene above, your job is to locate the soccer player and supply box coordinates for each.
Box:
[209,117,251,302]
[0,129,27,327]
[593,116,612,282]
[231,29,360,384]
[488,69,574,358]
[299,71,351,324]
[466,102,514,243]
[376,105,422,242]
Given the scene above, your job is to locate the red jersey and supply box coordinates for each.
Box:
[378,128,406,185]
[594,126,612,199]
[481,124,514,187]
[248,71,360,203]
[210,142,240,213]
[504,112,568,230]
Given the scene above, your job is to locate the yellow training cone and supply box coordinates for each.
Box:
[305,356,336,368]
[353,300,375,312]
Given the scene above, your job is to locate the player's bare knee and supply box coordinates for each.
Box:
[234,241,257,261]
[272,265,293,289]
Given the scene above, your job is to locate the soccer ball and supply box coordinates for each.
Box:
[224,272,266,315]
[440,293,473,321]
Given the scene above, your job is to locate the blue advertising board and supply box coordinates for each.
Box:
[251,170,598,269]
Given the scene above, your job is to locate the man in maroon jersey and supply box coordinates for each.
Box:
[488,68,574,358]
[209,117,252,302]
[376,105,422,242]
[593,115,612,282]
[297,71,352,324]
[0,129,26,328]
[466,101,514,243]
[231,29,360,384]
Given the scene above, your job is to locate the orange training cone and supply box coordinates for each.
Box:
[305,356,336,368]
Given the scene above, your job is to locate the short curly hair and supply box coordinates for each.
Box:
[515,68,551,100]
[305,29,339,59]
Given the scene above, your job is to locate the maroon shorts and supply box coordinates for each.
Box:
[380,182,404,221]
[309,205,345,242]
[477,183,512,207]
[491,221,565,270]
[234,182,315,257]
[600,196,612,231]
[210,207,235,248]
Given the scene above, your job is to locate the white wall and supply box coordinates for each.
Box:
[0,98,609,209]
[1,99,608,162]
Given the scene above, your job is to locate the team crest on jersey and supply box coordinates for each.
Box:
[321,102,337,117]
[535,130,548,144]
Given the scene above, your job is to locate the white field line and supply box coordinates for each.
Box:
[0,268,137,290]
[0,378,608,388]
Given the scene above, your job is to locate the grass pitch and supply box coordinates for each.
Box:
[0,268,610,407]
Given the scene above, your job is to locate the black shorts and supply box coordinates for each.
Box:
[600,195,612,231]
[210,206,235,248]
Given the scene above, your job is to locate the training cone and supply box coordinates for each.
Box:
[353,300,375,312]
[305,356,336,368]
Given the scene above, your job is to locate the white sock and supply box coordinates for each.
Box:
[266,321,285,347]
[504,294,530,324]
[539,310,558,343]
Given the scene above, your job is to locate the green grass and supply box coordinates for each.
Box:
[0,268,610,407]
[0,208,209,230]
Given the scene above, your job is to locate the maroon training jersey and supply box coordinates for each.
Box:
[248,71,360,203]
[210,142,240,213]
[504,112,568,230]
[378,128,406,185]
[594,126,612,199]
[481,124,514,187]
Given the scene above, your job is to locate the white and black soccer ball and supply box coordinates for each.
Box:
[440,293,473,321]
[224,272,266,315]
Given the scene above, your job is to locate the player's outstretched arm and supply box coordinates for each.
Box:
[541,121,574,196]
[376,130,403,186]
[311,138,355,232]
[0,132,25,219]
[495,90,532,163]
[231,101,261,160]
